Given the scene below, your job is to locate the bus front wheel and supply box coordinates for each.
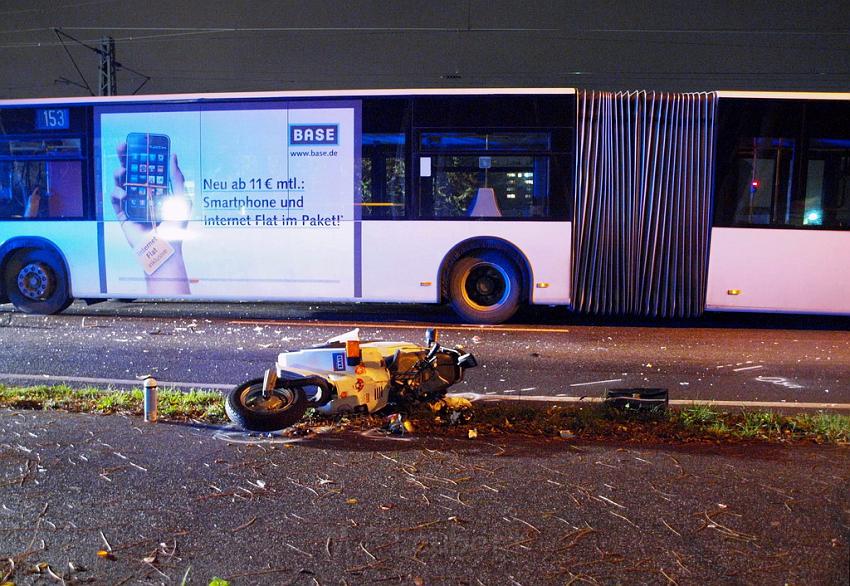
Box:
[449,251,521,324]
[3,248,72,315]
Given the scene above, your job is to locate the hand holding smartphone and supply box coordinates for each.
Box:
[122,132,170,222]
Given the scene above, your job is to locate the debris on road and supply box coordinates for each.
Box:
[431,395,474,427]
[382,413,408,435]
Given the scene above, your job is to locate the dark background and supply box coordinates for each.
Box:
[1,0,848,99]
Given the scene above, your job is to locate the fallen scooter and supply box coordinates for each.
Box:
[225,329,477,431]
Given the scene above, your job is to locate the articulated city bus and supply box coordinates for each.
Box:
[0,88,848,323]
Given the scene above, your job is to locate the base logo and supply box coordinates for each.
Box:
[289,124,338,146]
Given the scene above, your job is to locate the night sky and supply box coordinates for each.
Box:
[1,0,848,99]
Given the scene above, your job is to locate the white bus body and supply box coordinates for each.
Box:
[1,88,848,322]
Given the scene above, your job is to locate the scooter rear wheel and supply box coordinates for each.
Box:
[225,378,308,432]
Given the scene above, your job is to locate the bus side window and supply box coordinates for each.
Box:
[0,160,50,219]
[804,139,850,228]
[721,135,850,230]
[360,133,406,219]
[731,137,796,226]
[417,132,558,219]
[421,154,549,218]
[0,138,85,220]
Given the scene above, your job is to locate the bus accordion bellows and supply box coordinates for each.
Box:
[0,88,848,323]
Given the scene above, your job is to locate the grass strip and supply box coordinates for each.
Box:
[0,384,848,444]
[0,383,226,422]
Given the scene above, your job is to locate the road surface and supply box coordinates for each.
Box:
[1,409,847,585]
[1,300,848,408]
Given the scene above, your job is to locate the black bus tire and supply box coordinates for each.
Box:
[3,248,72,315]
[449,251,521,324]
[225,378,308,432]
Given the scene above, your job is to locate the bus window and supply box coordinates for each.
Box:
[730,137,796,225]
[804,138,850,228]
[418,131,563,219]
[0,137,85,220]
[421,154,551,218]
[360,133,406,218]
[360,98,409,220]
[720,136,850,229]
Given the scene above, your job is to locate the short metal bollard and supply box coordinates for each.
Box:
[143,376,158,423]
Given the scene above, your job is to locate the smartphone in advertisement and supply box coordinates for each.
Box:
[123,133,170,222]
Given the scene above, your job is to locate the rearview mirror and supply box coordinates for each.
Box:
[425,328,437,346]
[457,353,477,369]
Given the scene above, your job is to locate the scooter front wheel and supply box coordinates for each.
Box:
[225,378,308,432]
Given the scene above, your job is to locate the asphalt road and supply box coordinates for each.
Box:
[1,300,849,407]
[1,409,848,585]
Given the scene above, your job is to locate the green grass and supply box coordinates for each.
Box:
[678,404,721,427]
[0,384,848,444]
[736,410,783,439]
[795,412,850,442]
[0,384,227,423]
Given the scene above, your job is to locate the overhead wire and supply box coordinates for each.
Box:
[0,27,846,54]
[0,20,847,91]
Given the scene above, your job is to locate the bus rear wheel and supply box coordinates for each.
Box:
[4,248,72,315]
[449,251,521,324]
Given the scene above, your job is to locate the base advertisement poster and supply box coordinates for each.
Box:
[95,100,359,299]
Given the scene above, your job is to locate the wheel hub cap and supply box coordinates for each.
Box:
[243,387,294,413]
[17,262,53,301]
[476,276,496,296]
[464,264,508,308]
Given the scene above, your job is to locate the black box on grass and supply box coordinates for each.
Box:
[604,388,669,413]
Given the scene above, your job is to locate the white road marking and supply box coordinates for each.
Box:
[732,365,764,372]
[755,376,804,389]
[569,378,623,387]
[229,319,572,334]
[450,392,850,411]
